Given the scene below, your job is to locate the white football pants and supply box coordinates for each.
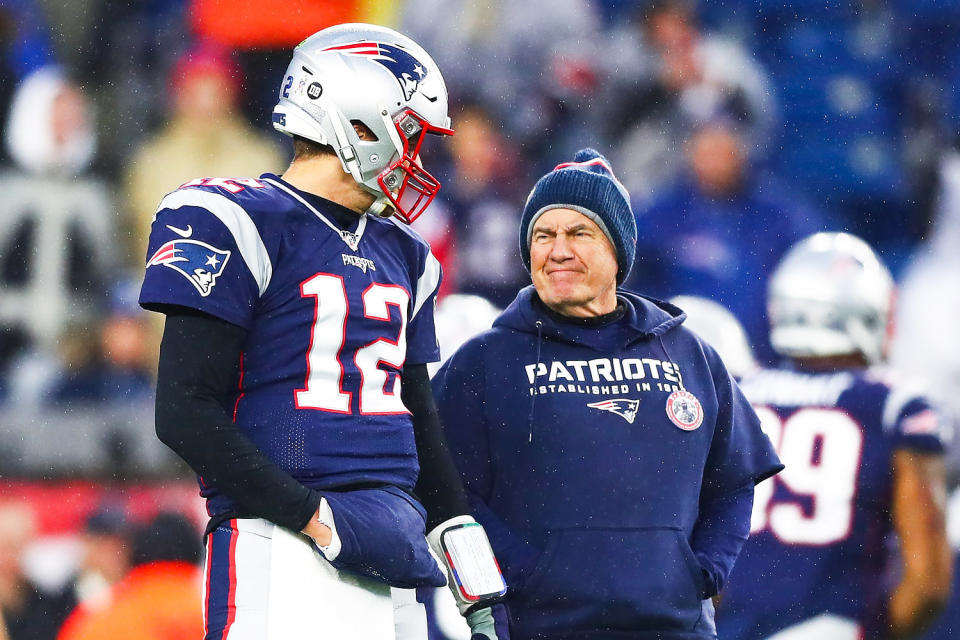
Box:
[203,518,427,639]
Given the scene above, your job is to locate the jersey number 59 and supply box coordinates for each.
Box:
[750,407,864,545]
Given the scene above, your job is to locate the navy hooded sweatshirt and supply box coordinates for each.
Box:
[432,287,783,640]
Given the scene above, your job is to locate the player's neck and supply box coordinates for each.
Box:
[281,156,376,215]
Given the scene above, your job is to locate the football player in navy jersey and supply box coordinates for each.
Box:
[139,24,506,640]
[717,232,953,640]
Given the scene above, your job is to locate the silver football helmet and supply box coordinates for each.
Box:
[671,295,757,378]
[272,23,453,223]
[768,232,894,364]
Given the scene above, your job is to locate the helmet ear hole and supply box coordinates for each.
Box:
[350,120,379,142]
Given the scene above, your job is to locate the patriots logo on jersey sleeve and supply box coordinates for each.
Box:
[901,408,942,437]
[325,42,428,101]
[587,398,640,424]
[147,239,231,297]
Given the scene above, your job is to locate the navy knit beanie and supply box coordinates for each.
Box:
[520,148,636,283]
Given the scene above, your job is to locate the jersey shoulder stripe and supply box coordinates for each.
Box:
[155,188,273,296]
[412,251,441,320]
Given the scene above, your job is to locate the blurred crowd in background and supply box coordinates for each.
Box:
[2,0,960,638]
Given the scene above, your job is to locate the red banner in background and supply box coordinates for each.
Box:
[0,480,204,535]
[189,0,400,49]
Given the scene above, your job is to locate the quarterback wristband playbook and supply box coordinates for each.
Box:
[427,515,507,613]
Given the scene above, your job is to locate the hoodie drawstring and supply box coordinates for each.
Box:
[657,334,685,390]
[528,320,544,443]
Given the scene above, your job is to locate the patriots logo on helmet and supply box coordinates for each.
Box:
[587,398,641,424]
[147,239,231,297]
[325,41,429,101]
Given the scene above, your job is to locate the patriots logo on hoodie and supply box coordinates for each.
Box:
[587,398,641,424]
[147,239,231,297]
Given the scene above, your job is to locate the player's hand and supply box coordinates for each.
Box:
[466,605,508,640]
[303,521,332,547]
[302,504,333,547]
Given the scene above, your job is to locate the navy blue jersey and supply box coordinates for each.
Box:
[139,175,442,518]
[718,367,948,639]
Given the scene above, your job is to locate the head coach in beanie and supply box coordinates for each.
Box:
[431,148,782,639]
[520,148,636,285]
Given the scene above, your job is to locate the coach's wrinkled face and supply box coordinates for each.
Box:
[530,208,618,318]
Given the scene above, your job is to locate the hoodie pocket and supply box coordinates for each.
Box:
[513,527,704,636]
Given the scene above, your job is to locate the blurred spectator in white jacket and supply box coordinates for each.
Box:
[0,66,116,377]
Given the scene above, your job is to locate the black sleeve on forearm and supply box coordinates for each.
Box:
[402,364,470,530]
[155,309,322,532]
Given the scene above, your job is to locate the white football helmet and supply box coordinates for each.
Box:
[671,295,757,378]
[272,23,453,224]
[768,232,894,364]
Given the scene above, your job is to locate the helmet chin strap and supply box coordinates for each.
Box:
[356,178,396,218]
[365,194,396,218]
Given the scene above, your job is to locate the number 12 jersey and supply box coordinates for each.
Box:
[139,174,442,520]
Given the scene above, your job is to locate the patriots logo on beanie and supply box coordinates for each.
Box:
[519,148,637,283]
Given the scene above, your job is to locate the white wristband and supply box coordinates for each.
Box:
[427,516,506,612]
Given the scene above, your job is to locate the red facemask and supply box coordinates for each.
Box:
[377,109,453,224]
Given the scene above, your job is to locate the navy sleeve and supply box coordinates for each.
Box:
[432,339,539,590]
[139,188,268,329]
[689,482,754,598]
[690,347,781,598]
[885,392,950,455]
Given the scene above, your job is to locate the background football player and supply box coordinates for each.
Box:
[717,232,952,640]
[139,23,505,640]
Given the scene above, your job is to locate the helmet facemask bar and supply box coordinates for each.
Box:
[376,109,453,224]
